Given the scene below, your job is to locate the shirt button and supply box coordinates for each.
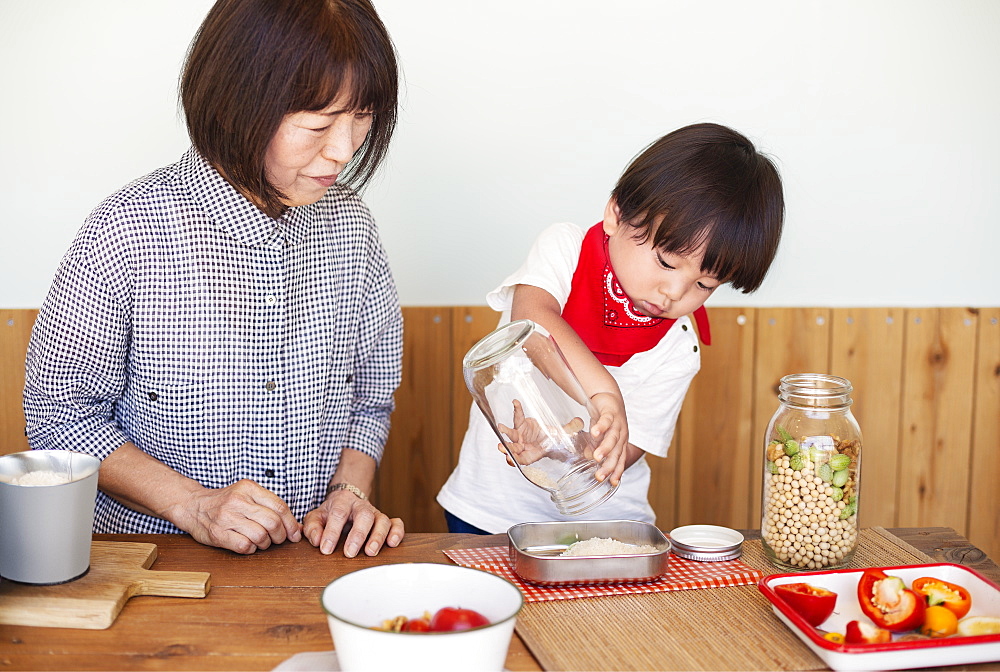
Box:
[346,374,353,383]
[264,468,275,478]
[148,392,159,401]
[682,324,688,331]
[693,345,699,352]
[265,295,277,305]
[265,381,277,391]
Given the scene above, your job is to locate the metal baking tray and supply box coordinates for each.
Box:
[507,520,670,586]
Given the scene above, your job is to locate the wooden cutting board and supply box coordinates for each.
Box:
[0,540,211,630]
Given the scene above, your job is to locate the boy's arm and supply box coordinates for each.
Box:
[511,284,630,485]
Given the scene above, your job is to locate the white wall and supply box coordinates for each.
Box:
[2,0,997,309]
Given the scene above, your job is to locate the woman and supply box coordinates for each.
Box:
[23,0,404,557]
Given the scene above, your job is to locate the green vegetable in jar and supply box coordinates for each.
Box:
[829,454,851,471]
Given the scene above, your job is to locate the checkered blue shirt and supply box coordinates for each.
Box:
[24,148,403,534]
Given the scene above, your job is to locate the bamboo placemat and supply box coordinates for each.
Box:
[514,527,934,671]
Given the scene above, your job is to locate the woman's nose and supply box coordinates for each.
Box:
[321,122,355,164]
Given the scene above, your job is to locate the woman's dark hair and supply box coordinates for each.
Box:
[181,0,398,217]
[611,123,784,293]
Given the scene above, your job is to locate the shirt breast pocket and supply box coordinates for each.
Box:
[118,376,207,454]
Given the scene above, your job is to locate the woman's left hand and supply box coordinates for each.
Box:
[302,490,404,557]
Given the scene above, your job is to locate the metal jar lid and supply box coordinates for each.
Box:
[668,525,744,562]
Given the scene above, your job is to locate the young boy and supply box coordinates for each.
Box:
[436,123,785,533]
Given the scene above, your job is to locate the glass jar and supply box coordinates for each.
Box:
[463,319,620,516]
[761,373,862,571]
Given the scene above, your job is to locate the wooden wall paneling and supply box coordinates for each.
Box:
[897,308,977,535]
[968,309,1000,562]
[376,307,454,533]
[830,308,905,528]
[750,308,832,524]
[647,422,679,530]
[1,309,36,456]
[3,305,995,547]
[669,307,757,530]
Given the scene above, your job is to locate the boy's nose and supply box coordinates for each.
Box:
[660,278,690,303]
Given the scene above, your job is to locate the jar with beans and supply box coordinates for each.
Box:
[761,373,862,571]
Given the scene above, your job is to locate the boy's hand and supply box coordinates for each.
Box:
[497,399,584,466]
[588,392,629,486]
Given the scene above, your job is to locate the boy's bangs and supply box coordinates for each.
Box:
[698,223,745,287]
[649,210,747,287]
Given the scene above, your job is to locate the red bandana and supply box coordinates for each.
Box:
[561,223,710,366]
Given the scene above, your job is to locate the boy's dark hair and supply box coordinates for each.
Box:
[611,123,784,293]
[181,0,398,218]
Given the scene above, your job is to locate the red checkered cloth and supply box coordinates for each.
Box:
[442,547,764,603]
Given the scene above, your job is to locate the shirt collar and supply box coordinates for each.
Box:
[178,147,312,248]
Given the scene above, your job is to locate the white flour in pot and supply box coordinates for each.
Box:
[9,470,72,486]
[561,537,660,556]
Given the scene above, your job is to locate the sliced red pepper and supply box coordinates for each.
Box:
[774,582,838,626]
[845,619,892,644]
[912,577,972,619]
[856,568,927,632]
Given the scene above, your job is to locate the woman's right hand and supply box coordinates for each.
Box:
[97,442,302,555]
[170,479,303,555]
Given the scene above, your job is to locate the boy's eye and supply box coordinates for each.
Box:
[697,281,718,292]
[655,254,674,270]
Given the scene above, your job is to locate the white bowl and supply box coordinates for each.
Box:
[321,562,524,672]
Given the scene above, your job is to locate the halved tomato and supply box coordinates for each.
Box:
[774,582,838,626]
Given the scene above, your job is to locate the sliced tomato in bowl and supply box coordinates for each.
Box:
[429,607,490,632]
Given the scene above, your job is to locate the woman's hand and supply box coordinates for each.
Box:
[588,391,629,486]
[171,479,304,555]
[98,442,303,555]
[302,489,404,557]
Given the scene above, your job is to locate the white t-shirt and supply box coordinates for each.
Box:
[436,222,701,533]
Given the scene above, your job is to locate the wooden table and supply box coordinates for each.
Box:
[0,527,997,671]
